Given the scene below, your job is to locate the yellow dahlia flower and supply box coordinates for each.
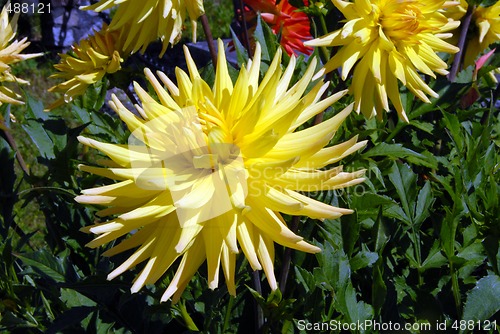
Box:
[305,0,460,121]
[82,0,205,56]
[47,28,123,110]
[76,40,367,302]
[0,1,42,105]
[464,1,500,67]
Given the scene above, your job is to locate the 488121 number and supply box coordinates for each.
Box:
[6,2,51,14]
[452,320,497,331]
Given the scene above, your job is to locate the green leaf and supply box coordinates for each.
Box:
[14,250,66,282]
[294,266,316,293]
[482,236,500,276]
[253,14,271,62]
[60,288,96,307]
[363,143,425,161]
[413,181,434,227]
[45,307,94,334]
[230,27,249,66]
[421,241,447,271]
[21,96,56,159]
[388,162,417,223]
[342,283,374,324]
[455,65,474,84]
[350,250,378,272]
[373,207,390,253]
[372,259,387,318]
[441,110,464,152]
[315,242,350,291]
[341,211,360,257]
[461,275,500,332]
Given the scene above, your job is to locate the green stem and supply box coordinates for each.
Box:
[178,300,199,331]
[384,120,408,142]
[411,226,423,287]
[0,123,30,176]
[279,216,300,294]
[223,295,235,332]
[450,264,462,315]
[252,271,264,333]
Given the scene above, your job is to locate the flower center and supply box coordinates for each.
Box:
[379,1,424,41]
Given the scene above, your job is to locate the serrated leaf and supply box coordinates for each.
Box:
[414,181,433,227]
[230,27,249,66]
[363,143,425,161]
[442,110,464,152]
[455,65,474,84]
[294,266,316,293]
[14,250,66,282]
[60,288,96,308]
[388,162,417,222]
[461,275,500,332]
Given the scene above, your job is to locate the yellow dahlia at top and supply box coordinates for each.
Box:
[0,2,41,105]
[76,40,367,302]
[82,0,205,56]
[306,0,460,121]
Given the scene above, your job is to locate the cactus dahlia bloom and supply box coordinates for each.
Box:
[76,40,366,302]
[81,0,205,56]
[47,28,123,110]
[305,0,460,121]
[0,2,42,105]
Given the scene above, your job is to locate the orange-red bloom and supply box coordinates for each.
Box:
[243,0,313,56]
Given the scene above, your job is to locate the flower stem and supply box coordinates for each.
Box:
[223,295,235,332]
[0,121,29,176]
[448,5,475,82]
[313,72,334,125]
[252,271,264,333]
[279,216,300,294]
[201,14,218,70]
[177,300,199,331]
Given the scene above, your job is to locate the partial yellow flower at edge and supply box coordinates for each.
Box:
[47,28,123,110]
[76,40,367,302]
[465,1,500,68]
[0,1,43,106]
[81,0,205,57]
[305,0,460,122]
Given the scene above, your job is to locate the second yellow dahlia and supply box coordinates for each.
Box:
[76,40,366,302]
[48,28,123,110]
[461,1,500,67]
[82,0,205,56]
[306,0,460,121]
[0,1,42,105]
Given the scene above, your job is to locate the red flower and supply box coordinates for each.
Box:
[244,0,313,56]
